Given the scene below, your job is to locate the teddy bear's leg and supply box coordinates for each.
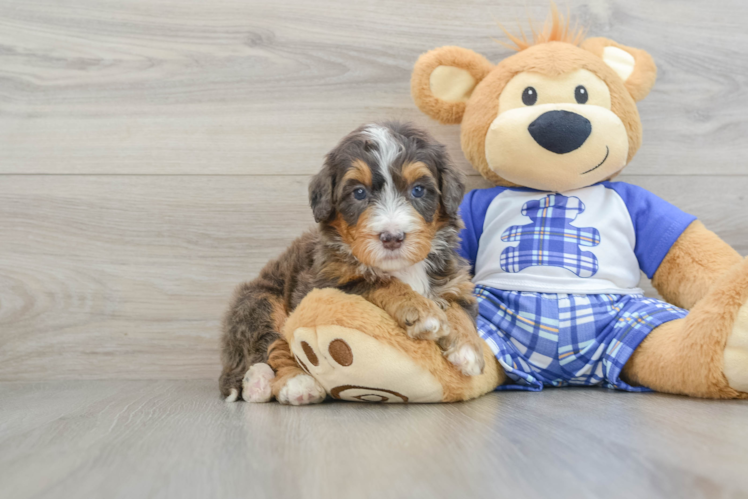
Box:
[281,288,503,403]
[265,338,326,405]
[622,259,748,399]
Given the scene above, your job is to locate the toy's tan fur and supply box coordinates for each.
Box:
[409,10,748,399]
[652,221,742,309]
[496,3,586,52]
[623,259,748,399]
[279,288,503,402]
[413,42,651,186]
[226,10,748,403]
[221,122,490,402]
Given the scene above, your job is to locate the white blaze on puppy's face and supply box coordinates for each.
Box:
[362,125,424,272]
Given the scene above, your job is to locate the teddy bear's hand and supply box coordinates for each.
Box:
[393,296,450,341]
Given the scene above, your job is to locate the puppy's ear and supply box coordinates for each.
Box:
[309,164,335,223]
[435,152,465,218]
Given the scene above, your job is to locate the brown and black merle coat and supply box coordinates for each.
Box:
[220,122,484,400]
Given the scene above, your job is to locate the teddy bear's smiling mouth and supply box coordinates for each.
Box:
[580,146,610,175]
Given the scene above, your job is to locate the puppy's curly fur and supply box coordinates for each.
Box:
[219,122,484,400]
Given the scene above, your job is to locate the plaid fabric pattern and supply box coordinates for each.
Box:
[474,285,688,392]
[500,194,601,277]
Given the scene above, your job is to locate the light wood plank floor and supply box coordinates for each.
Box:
[1,1,748,497]
[1,381,747,498]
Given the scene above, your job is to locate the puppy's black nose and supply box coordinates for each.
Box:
[528,110,591,154]
[380,231,405,250]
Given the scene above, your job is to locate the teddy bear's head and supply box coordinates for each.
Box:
[411,8,657,192]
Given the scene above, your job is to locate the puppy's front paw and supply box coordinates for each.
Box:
[277,374,326,406]
[445,343,485,376]
[395,299,450,341]
[242,363,275,403]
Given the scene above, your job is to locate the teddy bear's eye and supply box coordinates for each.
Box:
[522,87,537,106]
[575,85,588,104]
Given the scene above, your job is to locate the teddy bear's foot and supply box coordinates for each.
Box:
[241,363,275,403]
[277,374,326,406]
[724,302,748,392]
[445,343,484,376]
[623,258,748,399]
[280,288,504,403]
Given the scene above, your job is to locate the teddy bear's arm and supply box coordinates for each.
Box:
[651,220,742,309]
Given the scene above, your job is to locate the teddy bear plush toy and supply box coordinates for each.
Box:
[271,8,748,402]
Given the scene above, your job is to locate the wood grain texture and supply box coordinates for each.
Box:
[2,3,747,498]
[1,174,748,381]
[0,175,314,381]
[0,0,746,176]
[1,0,748,382]
[0,380,747,498]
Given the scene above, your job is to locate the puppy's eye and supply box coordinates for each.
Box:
[352,187,367,200]
[522,87,537,106]
[411,185,425,198]
[575,85,588,104]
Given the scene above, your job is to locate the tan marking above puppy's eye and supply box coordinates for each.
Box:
[402,161,434,185]
[342,159,373,187]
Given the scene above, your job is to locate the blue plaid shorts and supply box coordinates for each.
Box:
[475,285,688,392]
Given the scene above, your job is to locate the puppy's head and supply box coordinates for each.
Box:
[310,122,464,272]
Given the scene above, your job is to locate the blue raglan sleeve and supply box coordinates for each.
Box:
[605,182,697,279]
[457,189,479,273]
[457,187,506,275]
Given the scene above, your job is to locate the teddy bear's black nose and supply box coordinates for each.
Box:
[528,110,591,154]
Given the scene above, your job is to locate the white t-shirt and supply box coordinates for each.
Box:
[458,182,696,295]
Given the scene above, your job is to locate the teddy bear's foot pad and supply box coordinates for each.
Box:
[291,325,445,403]
[724,301,748,393]
[277,374,326,405]
[242,363,275,403]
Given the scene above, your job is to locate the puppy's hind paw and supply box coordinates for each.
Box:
[225,388,240,403]
[446,343,485,377]
[242,363,275,403]
[277,374,326,406]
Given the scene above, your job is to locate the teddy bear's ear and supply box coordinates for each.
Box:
[411,46,494,124]
[580,37,657,102]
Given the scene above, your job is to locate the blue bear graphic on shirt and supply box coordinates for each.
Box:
[500,194,601,278]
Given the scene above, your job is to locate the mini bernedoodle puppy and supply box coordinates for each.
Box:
[220,122,485,404]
